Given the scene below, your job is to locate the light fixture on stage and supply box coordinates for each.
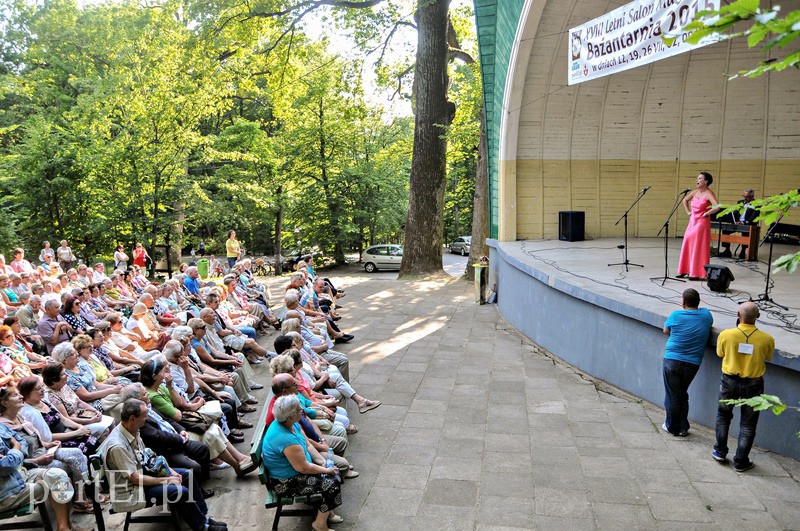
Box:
[704,264,734,292]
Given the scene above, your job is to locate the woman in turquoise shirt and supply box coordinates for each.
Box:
[262,395,343,531]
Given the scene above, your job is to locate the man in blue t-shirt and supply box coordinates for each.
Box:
[662,288,713,436]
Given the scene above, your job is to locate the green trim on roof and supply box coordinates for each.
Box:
[473,0,525,239]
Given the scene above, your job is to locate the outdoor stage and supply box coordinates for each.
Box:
[487,237,800,460]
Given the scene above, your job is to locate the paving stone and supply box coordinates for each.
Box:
[374,463,431,489]
[412,504,476,530]
[592,502,657,529]
[477,495,534,528]
[709,509,782,530]
[403,412,447,429]
[531,464,588,491]
[693,481,767,511]
[422,478,479,506]
[395,427,442,447]
[429,455,482,481]
[385,444,438,466]
[570,421,617,439]
[534,515,596,530]
[484,451,532,474]
[534,486,592,518]
[646,493,715,523]
[362,486,424,516]
[584,477,648,505]
[485,432,531,454]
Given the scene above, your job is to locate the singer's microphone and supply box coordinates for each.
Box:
[642,185,651,192]
[681,188,692,194]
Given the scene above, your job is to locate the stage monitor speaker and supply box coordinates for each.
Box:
[704,264,734,292]
[559,211,585,242]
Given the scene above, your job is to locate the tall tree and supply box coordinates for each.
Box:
[399,0,451,277]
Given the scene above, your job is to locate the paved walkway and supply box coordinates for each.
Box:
[72,271,800,530]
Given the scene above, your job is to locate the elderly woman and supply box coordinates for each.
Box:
[0,275,22,309]
[125,303,160,351]
[270,353,351,434]
[60,294,89,334]
[20,373,99,456]
[0,320,47,371]
[283,332,379,414]
[139,357,256,476]
[263,395,343,531]
[0,381,94,512]
[84,284,110,321]
[41,361,114,439]
[52,340,122,413]
[101,277,135,310]
[0,324,35,384]
[105,312,159,362]
[85,328,137,384]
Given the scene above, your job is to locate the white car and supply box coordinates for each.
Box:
[361,244,403,272]
[449,236,471,256]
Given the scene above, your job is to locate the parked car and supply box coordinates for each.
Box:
[361,244,403,273]
[449,236,471,256]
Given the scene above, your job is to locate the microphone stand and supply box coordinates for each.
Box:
[754,211,788,310]
[651,189,691,286]
[608,187,649,271]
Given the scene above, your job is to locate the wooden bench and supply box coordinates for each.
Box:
[0,503,51,530]
[249,394,322,531]
[86,454,181,531]
[711,221,760,261]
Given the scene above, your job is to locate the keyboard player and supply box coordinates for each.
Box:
[716,189,759,259]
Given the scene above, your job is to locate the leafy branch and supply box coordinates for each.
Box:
[681,0,800,78]
[721,394,800,437]
[715,189,800,273]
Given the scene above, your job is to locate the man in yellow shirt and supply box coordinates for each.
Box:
[712,302,774,472]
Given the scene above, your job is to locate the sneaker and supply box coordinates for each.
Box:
[661,423,674,436]
[734,460,755,472]
[711,450,727,462]
[678,430,689,437]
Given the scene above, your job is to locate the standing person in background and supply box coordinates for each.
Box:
[56,241,76,273]
[225,231,241,270]
[38,241,55,263]
[225,230,242,268]
[712,302,774,472]
[131,243,149,270]
[661,288,713,437]
[198,241,206,257]
[114,245,129,270]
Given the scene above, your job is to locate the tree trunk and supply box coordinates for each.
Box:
[466,106,489,280]
[274,186,284,276]
[399,0,450,278]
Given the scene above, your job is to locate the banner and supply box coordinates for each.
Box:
[568,0,720,85]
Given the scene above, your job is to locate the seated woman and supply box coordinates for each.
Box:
[125,303,160,351]
[40,279,60,304]
[0,382,94,513]
[83,284,110,321]
[41,361,114,440]
[52,340,123,413]
[0,322,46,373]
[0,325,34,385]
[92,320,144,371]
[61,295,89,334]
[85,328,137,384]
[65,269,84,289]
[262,394,343,531]
[19,374,100,457]
[105,312,159,362]
[101,277,135,311]
[270,353,351,434]
[4,315,47,363]
[139,357,256,477]
[117,270,138,299]
[0,275,22,309]
[130,266,149,293]
[282,331,379,414]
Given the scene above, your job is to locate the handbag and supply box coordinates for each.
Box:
[178,410,214,434]
[142,447,172,477]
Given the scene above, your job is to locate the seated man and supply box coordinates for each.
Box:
[103,398,227,531]
[38,253,62,278]
[717,188,759,259]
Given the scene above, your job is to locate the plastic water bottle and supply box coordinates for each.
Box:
[325,448,335,469]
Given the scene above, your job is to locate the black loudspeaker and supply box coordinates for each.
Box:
[559,211,585,242]
[704,264,734,292]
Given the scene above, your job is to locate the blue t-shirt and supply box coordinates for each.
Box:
[183,276,199,295]
[261,421,311,479]
[664,308,713,365]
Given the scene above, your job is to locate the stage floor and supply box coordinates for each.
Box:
[498,237,800,359]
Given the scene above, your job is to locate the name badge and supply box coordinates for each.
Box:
[738,343,754,355]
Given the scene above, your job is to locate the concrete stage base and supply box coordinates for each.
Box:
[488,237,800,460]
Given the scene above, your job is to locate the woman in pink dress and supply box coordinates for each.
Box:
[677,172,720,279]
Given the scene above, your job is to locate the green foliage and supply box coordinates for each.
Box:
[683,0,800,78]
[715,190,800,274]
[721,394,800,437]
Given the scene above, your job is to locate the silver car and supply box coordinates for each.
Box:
[449,236,471,256]
[361,244,403,272]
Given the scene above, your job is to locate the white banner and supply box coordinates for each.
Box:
[568,0,720,85]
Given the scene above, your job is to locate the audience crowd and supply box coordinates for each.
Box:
[0,240,376,531]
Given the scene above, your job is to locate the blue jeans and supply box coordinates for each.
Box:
[714,374,764,467]
[662,358,700,435]
[227,257,237,269]
[142,468,207,531]
[235,326,256,340]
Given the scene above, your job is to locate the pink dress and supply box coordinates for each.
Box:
[678,196,711,278]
